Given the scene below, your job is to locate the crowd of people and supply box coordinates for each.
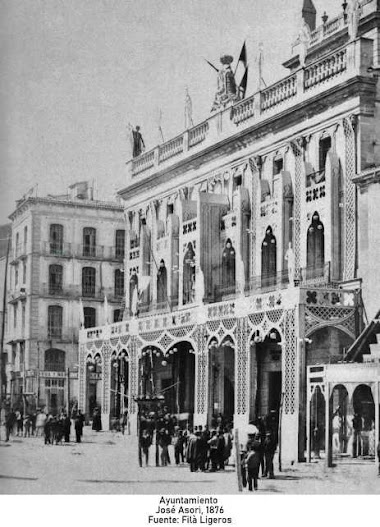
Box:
[137,407,280,491]
[2,407,86,444]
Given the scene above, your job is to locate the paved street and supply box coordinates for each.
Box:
[0,426,379,495]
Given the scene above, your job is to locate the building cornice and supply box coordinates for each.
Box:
[119,75,376,203]
[352,165,380,188]
[9,196,124,222]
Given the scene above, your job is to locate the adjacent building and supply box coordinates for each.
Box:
[5,183,124,416]
[73,0,380,465]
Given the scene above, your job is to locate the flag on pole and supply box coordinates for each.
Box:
[239,66,248,99]
[205,58,219,72]
[237,41,247,69]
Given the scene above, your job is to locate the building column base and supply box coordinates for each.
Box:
[101,412,110,431]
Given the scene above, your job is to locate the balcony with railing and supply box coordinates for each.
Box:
[41,241,125,261]
[10,244,27,264]
[127,28,375,183]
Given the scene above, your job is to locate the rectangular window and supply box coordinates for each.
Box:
[22,261,26,284]
[49,265,63,294]
[82,267,96,297]
[83,307,96,328]
[24,226,27,252]
[83,227,96,257]
[13,304,17,329]
[115,230,125,259]
[114,269,124,297]
[48,305,63,339]
[21,303,26,331]
[15,266,19,287]
[113,309,122,323]
[50,224,64,255]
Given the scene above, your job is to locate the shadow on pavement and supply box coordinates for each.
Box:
[78,479,215,485]
[0,475,38,481]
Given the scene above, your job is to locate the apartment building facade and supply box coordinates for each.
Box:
[5,186,124,416]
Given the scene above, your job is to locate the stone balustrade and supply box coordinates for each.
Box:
[261,74,297,111]
[304,48,347,90]
[189,121,209,148]
[231,96,255,124]
[129,36,372,179]
[159,134,184,162]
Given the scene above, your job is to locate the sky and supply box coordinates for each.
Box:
[0,0,342,225]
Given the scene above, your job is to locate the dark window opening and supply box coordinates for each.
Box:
[83,227,96,257]
[113,309,122,323]
[50,224,63,255]
[114,269,124,297]
[261,226,277,288]
[82,267,96,297]
[45,348,65,372]
[273,158,283,175]
[49,264,63,294]
[47,306,63,339]
[307,211,325,278]
[319,136,331,172]
[83,307,96,329]
[115,230,125,259]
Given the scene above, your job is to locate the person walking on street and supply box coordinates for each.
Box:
[63,413,71,442]
[140,429,152,467]
[245,434,263,491]
[35,410,46,437]
[263,430,276,479]
[75,410,85,443]
[15,410,23,436]
[5,409,16,442]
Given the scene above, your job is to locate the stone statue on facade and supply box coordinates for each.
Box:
[347,0,362,40]
[298,19,312,67]
[211,55,239,112]
[285,242,295,286]
[128,124,145,158]
[184,87,194,129]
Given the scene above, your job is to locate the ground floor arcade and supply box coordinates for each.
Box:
[79,287,359,465]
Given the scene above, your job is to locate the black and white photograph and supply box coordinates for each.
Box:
[0,0,379,524]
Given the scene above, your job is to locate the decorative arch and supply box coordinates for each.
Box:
[306,211,325,278]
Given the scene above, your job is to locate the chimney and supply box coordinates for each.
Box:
[302,0,317,31]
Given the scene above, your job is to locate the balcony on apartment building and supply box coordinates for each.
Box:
[41,241,125,261]
[9,243,27,265]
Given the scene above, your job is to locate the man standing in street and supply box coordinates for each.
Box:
[74,410,85,443]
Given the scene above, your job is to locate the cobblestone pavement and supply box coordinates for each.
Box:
[0,427,379,495]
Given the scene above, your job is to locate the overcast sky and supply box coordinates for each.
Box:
[0,0,342,225]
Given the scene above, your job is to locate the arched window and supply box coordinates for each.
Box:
[319,136,331,172]
[83,307,96,328]
[183,243,195,305]
[261,226,277,288]
[44,348,65,372]
[157,259,168,305]
[49,224,63,255]
[47,306,63,339]
[83,227,96,257]
[82,267,96,297]
[114,269,124,297]
[307,211,325,278]
[49,264,63,294]
[222,239,236,294]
